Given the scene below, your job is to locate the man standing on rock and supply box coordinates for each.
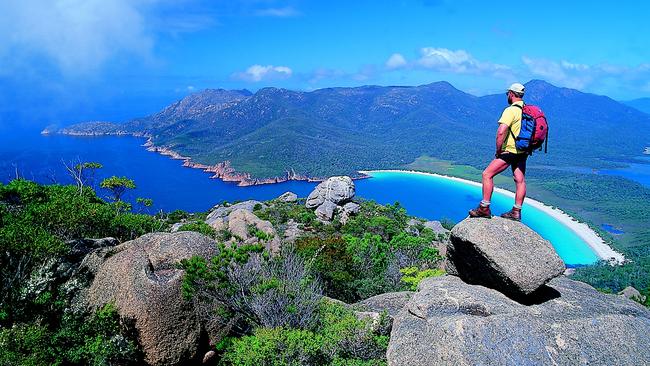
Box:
[469,83,528,221]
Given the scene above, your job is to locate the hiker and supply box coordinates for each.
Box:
[469,82,528,221]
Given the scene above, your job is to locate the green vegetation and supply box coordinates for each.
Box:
[0,303,141,366]
[178,221,217,238]
[180,198,445,364]
[0,177,167,365]
[219,301,389,366]
[3,163,648,365]
[100,175,136,203]
[399,267,446,291]
[65,80,650,180]
[257,200,444,303]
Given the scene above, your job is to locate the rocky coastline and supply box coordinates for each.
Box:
[53,129,370,186]
[144,141,323,187]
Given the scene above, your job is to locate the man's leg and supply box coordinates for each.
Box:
[470,158,509,218]
[481,158,510,203]
[511,157,527,206]
[501,156,527,221]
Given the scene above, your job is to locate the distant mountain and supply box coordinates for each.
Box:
[622,97,650,115]
[59,80,650,182]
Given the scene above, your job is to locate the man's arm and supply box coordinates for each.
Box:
[495,123,509,157]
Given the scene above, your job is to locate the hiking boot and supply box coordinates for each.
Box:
[500,207,522,221]
[469,204,492,218]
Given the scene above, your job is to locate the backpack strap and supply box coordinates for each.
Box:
[507,103,524,140]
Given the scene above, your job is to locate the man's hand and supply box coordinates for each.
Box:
[495,123,510,157]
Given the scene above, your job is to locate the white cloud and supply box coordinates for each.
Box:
[522,56,650,95]
[233,64,293,82]
[383,47,511,78]
[255,6,301,17]
[0,0,156,74]
[417,47,510,75]
[522,56,594,89]
[385,53,407,69]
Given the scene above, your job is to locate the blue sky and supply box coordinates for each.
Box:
[1,0,649,126]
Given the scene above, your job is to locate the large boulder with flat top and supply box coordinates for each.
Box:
[87,232,222,366]
[387,275,650,366]
[448,217,565,297]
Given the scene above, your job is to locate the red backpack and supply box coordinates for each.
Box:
[512,104,549,154]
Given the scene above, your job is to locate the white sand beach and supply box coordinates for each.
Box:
[359,169,626,264]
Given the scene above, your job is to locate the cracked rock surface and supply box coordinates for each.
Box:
[387,275,650,366]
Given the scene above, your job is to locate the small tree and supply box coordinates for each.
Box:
[135,197,153,213]
[100,176,135,203]
[63,159,103,194]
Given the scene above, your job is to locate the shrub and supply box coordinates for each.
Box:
[182,245,322,331]
[178,221,217,238]
[111,212,164,241]
[294,201,445,302]
[399,267,446,291]
[219,301,388,366]
[0,304,141,366]
[296,235,358,303]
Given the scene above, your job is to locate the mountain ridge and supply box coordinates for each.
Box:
[55,80,650,185]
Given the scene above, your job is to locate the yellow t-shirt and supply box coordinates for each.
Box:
[498,101,525,154]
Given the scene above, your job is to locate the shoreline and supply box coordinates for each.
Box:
[53,130,369,186]
[142,136,338,186]
[359,169,626,264]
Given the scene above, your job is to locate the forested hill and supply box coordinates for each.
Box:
[59,80,650,179]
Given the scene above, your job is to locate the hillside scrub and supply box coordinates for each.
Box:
[294,201,445,302]
[0,179,164,364]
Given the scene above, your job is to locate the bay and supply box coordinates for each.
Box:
[2,129,600,266]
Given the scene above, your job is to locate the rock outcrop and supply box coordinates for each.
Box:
[205,201,281,254]
[86,232,222,366]
[387,275,650,366]
[226,209,281,253]
[205,200,265,228]
[353,291,413,319]
[305,176,359,223]
[22,237,118,310]
[282,219,303,243]
[406,218,450,236]
[618,286,646,303]
[277,191,298,202]
[447,217,565,297]
[306,176,355,209]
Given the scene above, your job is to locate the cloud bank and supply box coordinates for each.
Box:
[385,47,511,77]
[233,64,293,82]
[0,0,156,74]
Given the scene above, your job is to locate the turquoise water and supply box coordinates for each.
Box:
[0,130,601,266]
[356,171,600,266]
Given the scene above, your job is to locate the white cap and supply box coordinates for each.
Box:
[508,82,525,95]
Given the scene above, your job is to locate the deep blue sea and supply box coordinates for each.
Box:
[4,127,641,266]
